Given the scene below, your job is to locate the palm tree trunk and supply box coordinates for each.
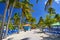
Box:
[5,7,11,37]
[17,25,20,33]
[49,26,51,32]
[5,0,16,37]
[0,26,2,40]
[22,8,25,24]
[0,0,9,39]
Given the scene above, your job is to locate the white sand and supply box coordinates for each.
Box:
[2,29,54,40]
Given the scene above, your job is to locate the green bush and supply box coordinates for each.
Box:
[8,23,15,30]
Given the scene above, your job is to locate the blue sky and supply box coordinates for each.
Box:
[0,0,60,23]
[30,0,60,23]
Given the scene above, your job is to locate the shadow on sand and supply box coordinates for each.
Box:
[34,31,43,33]
[7,37,13,40]
[21,38,29,40]
[41,34,60,40]
[33,29,45,34]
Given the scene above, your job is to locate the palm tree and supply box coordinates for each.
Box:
[0,15,3,40]
[30,18,36,29]
[45,0,53,10]
[0,0,33,37]
[6,0,17,37]
[38,16,44,32]
[11,13,20,33]
[6,0,23,37]
[13,13,20,26]
[45,15,52,32]
[45,14,53,28]
[0,0,20,38]
[31,18,36,24]
[21,0,33,24]
[46,7,56,23]
[27,17,36,29]
[0,0,53,39]
[38,16,44,27]
[8,22,14,30]
[0,0,9,39]
[48,7,56,16]
[8,0,33,30]
[47,7,56,24]
[36,0,53,10]
[45,7,56,31]
[0,0,5,3]
[54,14,60,22]
[23,13,32,23]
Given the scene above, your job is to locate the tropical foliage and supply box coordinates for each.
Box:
[8,22,14,30]
[45,15,52,28]
[12,13,20,26]
[48,7,56,16]
[30,17,36,29]
[54,14,60,22]
[0,0,55,39]
[44,7,56,28]
[36,0,53,10]
[21,0,33,24]
[38,16,44,27]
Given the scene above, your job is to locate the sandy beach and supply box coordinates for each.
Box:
[2,29,60,40]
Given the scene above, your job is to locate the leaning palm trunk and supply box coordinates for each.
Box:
[0,0,9,39]
[17,24,20,33]
[0,27,2,40]
[5,0,16,37]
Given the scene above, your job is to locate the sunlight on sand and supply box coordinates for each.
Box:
[3,29,60,40]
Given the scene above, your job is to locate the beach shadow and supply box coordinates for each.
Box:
[41,35,60,40]
[7,37,13,40]
[21,38,29,40]
[34,31,44,34]
[42,37,54,40]
[35,31,43,33]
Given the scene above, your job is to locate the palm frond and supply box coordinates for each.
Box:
[0,0,6,3]
[45,0,53,10]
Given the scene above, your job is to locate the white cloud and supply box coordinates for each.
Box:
[45,0,48,4]
[55,0,60,4]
